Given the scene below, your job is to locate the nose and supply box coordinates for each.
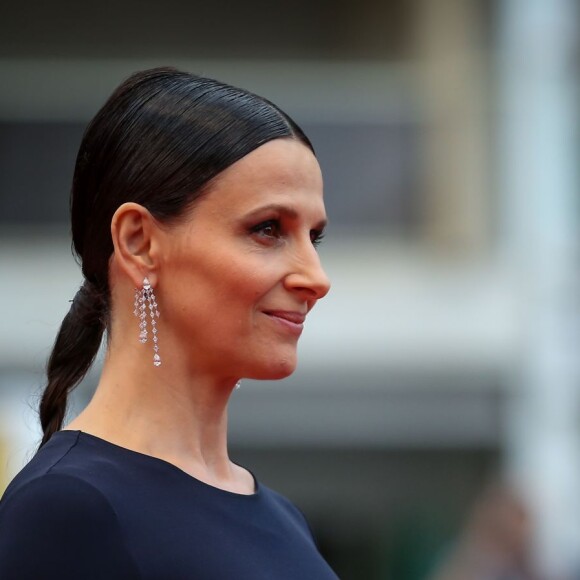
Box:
[284,244,331,301]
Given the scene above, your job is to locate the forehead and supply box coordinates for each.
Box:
[196,138,325,218]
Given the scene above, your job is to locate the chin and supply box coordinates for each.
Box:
[248,354,298,381]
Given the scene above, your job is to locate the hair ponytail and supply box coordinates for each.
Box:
[38,280,107,447]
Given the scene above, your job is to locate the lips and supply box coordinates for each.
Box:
[263,310,306,324]
[262,310,306,336]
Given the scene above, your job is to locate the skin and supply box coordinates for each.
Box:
[65,138,331,495]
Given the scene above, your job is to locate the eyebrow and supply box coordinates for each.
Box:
[243,203,328,230]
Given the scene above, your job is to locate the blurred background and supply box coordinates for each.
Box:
[0,0,578,578]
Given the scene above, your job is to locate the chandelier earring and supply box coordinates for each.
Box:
[133,277,161,367]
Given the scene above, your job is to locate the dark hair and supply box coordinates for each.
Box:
[39,67,313,447]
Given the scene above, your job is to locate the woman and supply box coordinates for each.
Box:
[0,68,337,579]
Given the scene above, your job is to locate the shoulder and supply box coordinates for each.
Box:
[0,473,140,579]
[0,430,119,525]
[261,483,306,519]
[1,471,119,528]
[259,483,316,540]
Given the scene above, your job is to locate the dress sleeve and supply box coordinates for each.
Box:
[0,473,140,580]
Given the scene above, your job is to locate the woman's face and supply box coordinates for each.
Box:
[157,138,330,382]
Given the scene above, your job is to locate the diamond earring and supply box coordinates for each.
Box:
[133,277,161,367]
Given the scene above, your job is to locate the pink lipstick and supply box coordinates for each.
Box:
[263,310,305,336]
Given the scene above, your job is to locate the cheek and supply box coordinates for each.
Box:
[206,253,281,302]
[163,237,285,318]
[175,261,275,317]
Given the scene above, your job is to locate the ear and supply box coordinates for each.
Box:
[111,202,161,288]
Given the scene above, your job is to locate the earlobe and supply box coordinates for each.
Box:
[111,203,159,287]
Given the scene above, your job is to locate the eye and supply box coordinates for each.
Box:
[310,229,325,249]
[250,219,282,242]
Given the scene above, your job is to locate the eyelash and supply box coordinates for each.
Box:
[251,220,281,240]
[250,220,325,248]
[311,230,325,248]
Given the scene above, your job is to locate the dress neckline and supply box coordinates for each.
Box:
[54,429,260,498]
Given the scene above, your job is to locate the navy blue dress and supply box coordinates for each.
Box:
[0,430,338,579]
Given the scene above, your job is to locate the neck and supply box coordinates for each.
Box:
[65,345,249,493]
